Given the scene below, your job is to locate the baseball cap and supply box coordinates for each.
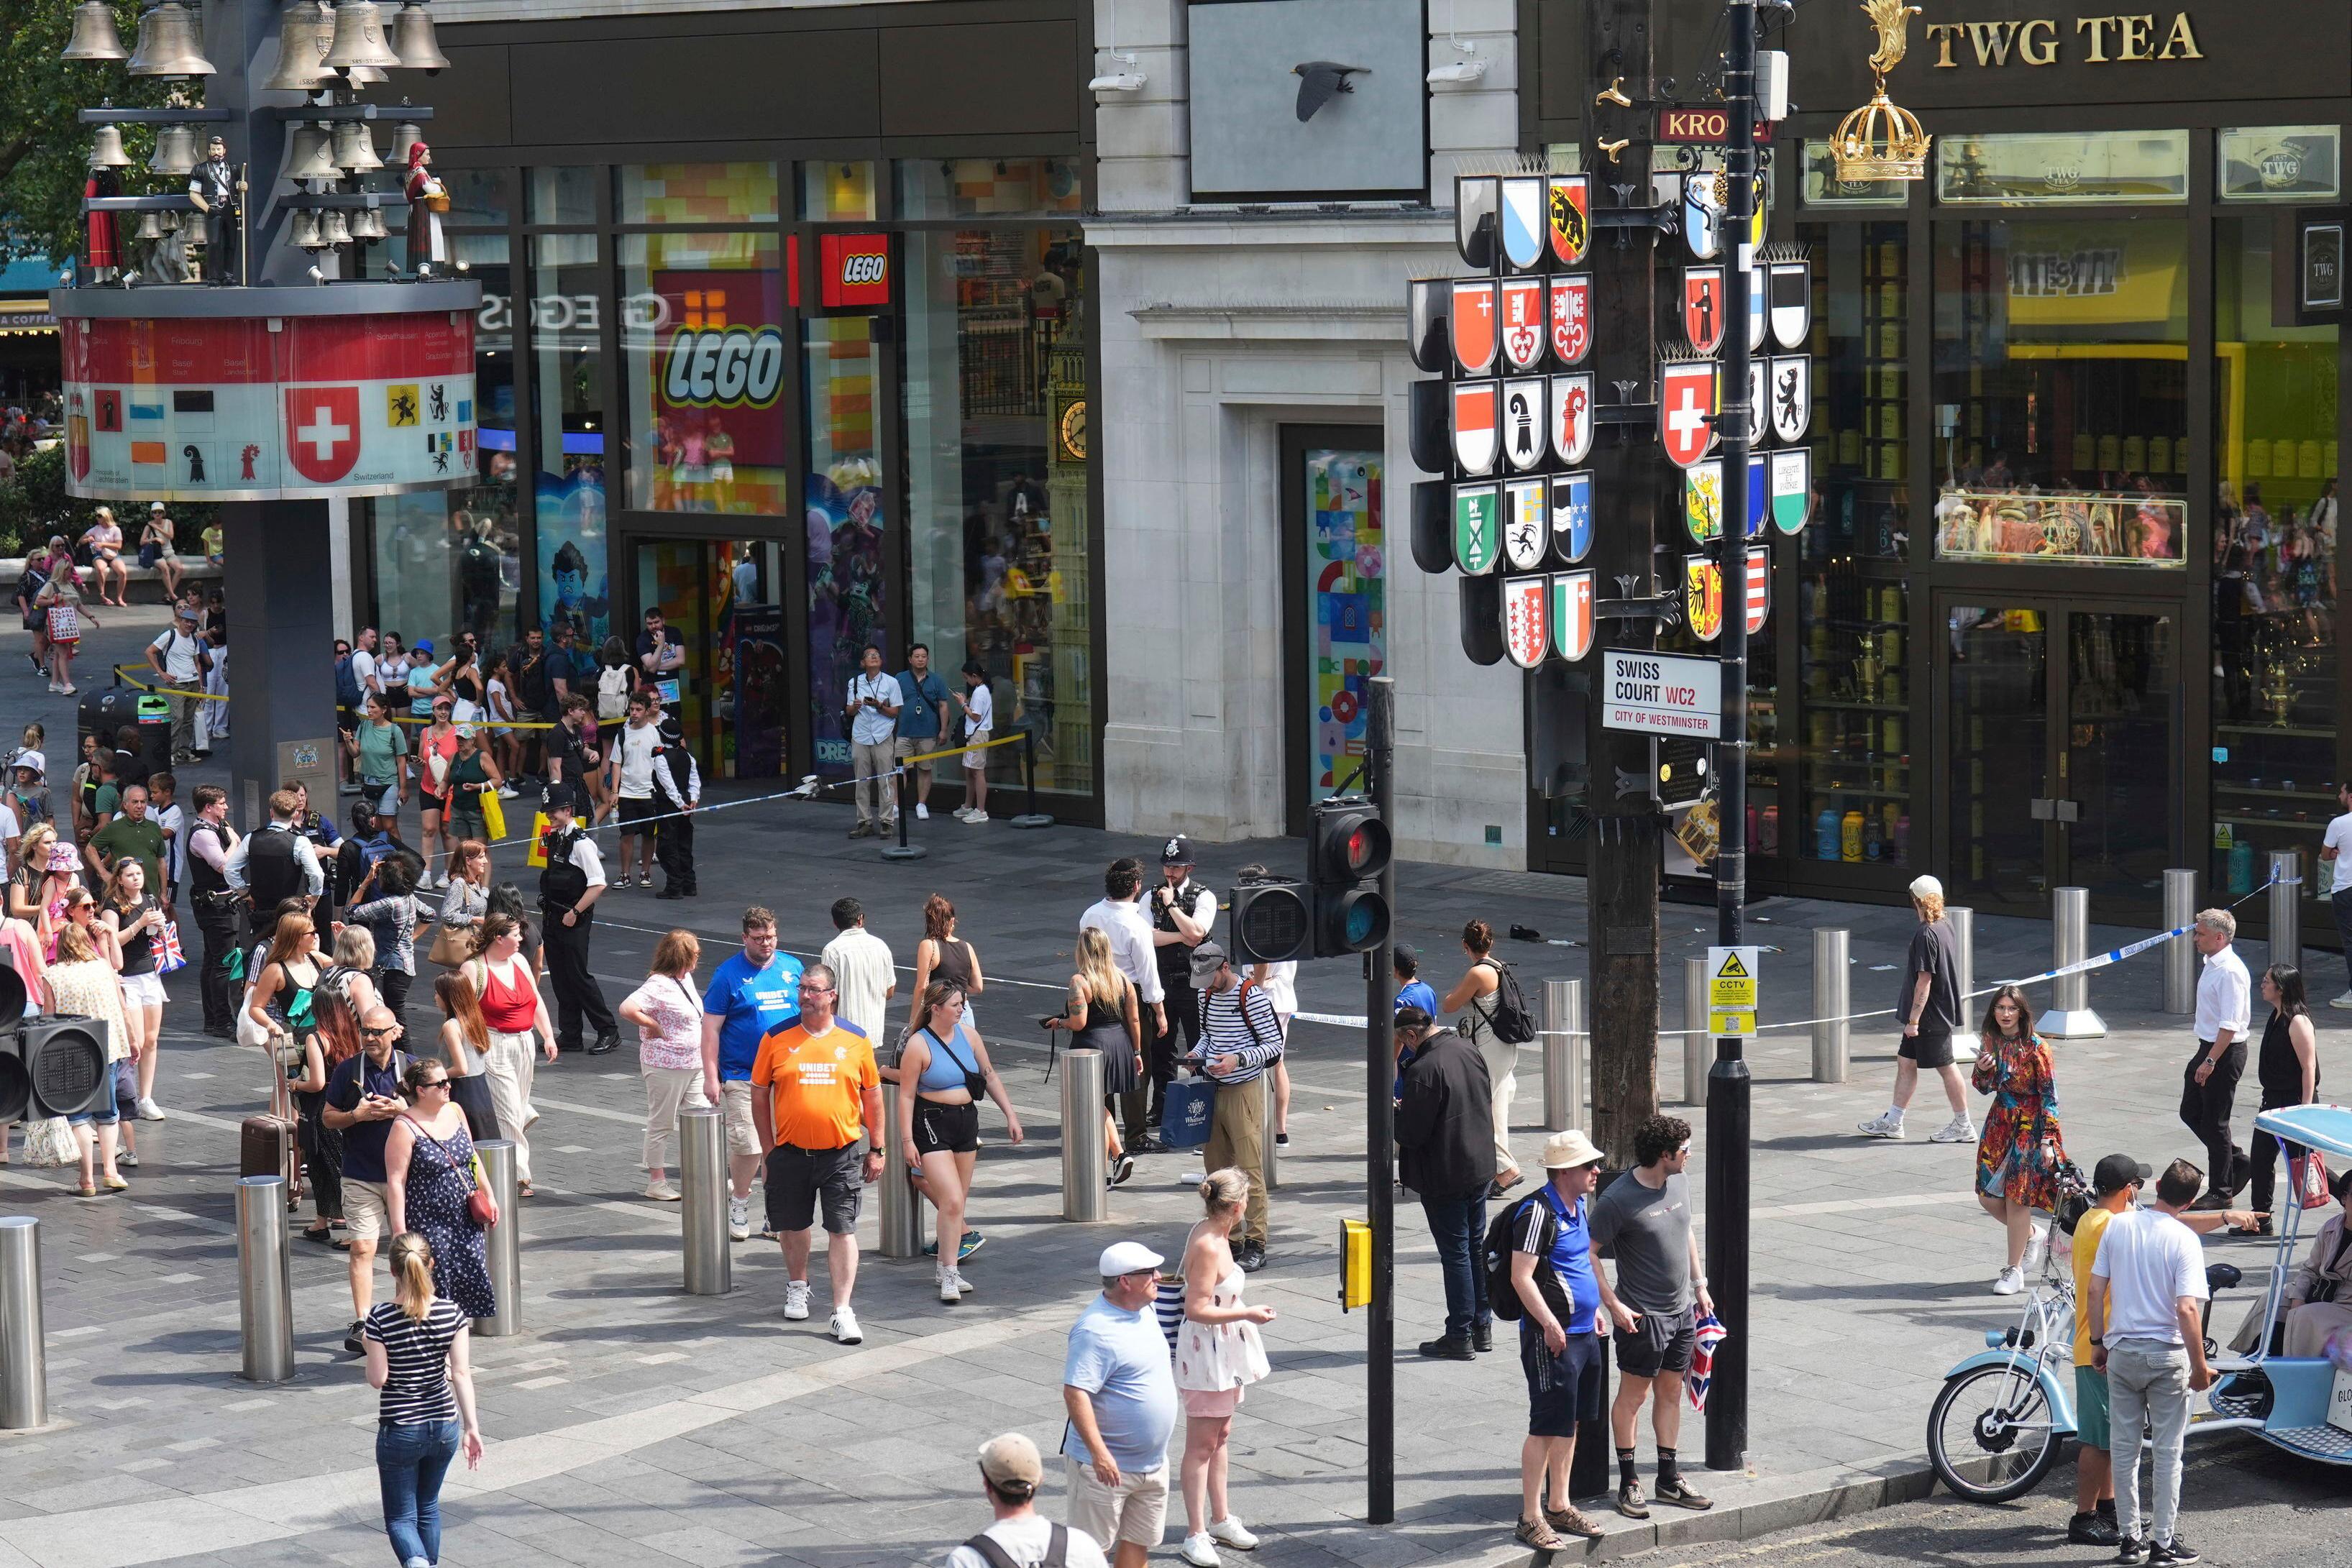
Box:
[1188,940,1227,986]
[1097,1240,1163,1277]
[976,1434,1044,1495]
[1161,834,1194,866]
[12,750,43,779]
[1539,1129,1604,1169]
[1908,874,1944,902]
[2093,1154,2152,1195]
[454,723,476,739]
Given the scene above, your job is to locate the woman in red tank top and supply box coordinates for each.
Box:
[462,915,555,1193]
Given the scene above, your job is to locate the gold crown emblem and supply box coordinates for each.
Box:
[1832,88,1931,183]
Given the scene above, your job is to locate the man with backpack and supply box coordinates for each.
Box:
[145,602,210,764]
[1189,942,1283,1272]
[949,1434,1110,1568]
[1395,1006,1496,1360]
[538,784,617,1055]
[1497,1129,1621,1549]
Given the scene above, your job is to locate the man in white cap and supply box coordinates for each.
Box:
[1063,1240,1179,1568]
[1857,874,1975,1145]
[1506,1129,1622,1549]
[950,1434,1110,1568]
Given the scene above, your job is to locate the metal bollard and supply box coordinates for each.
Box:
[1260,1073,1278,1193]
[475,1140,521,1337]
[679,1105,730,1296]
[1542,978,1585,1132]
[1949,906,1975,1012]
[1008,730,1056,829]
[2041,887,2106,1039]
[1811,928,1849,1083]
[236,1175,293,1384]
[2163,868,2197,1014]
[2269,851,2301,973]
[1682,956,1708,1106]
[879,1081,926,1258]
[0,1216,45,1428]
[881,768,926,861]
[1061,1048,1108,1221]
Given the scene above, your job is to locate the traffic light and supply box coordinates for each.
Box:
[1308,797,1391,956]
[0,952,109,1122]
[1229,876,1312,965]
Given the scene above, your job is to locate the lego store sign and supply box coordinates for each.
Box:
[1920,13,2202,68]
[819,232,892,309]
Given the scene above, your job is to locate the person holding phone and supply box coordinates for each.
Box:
[324,1005,414,1357]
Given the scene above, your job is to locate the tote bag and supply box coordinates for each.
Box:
[1160,1078,1215,1150]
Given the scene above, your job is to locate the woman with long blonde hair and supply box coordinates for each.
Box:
[363,1232,483,1568]
[1047,925,1142,1188]
[1176,1168,1276,1565]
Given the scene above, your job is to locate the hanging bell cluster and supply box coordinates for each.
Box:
[125,1,214,77]
[348,206,386,241]
[60,1,129,62]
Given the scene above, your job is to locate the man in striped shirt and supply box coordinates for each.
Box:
[1189,943,1283,1272]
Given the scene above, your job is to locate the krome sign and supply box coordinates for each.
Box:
[1921,12,2203,68]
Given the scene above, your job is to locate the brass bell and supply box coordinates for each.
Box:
[349,205,386,240]
[319,209,352,246]
[126,2,216,77]
[290,210,324,249]
[389,119,424,164]
[321,0,401,71]
[261,0,331,91]
[346,62,388,84]
[88,124,133,168]
[331,120,383,172]
[147,122,198,176]
[390,3,447,72]
[284,123,341,181]
[135,210,167,241]
[157,208,180,231]
[60,0,130,62]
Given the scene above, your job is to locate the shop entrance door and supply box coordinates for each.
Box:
[1941,597,2181,925]
[629,538,792,781]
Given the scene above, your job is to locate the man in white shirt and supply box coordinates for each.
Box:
[145,603,208,763]
[2088,1158,2218,1565]
[843,645,901,840]
[820,897,897,1044]
[1080,858,1168,1152]
[949,1433,1109,1568]
[2319,779,2352,1009]
[610,692,665,889]
[2183,909,2251,1208]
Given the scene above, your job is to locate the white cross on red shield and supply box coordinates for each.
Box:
[285,386,362,484]
[1659,362,1717,469]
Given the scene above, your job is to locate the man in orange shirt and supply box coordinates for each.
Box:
[751,961,883,1344]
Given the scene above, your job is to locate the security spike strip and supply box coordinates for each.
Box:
[1756,239,1810,266]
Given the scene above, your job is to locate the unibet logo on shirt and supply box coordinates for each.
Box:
[751,1021,879,1150]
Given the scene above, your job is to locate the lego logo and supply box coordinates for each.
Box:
[661,326,786,408]
[839,252,887,285]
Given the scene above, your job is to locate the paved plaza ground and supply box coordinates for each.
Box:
[0,609,2342,1567]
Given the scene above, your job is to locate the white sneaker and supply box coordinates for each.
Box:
[1181,1534,1222,1568]
[783,1280,811,1321]
[965,810,988,824]
[939,1266,962,1304]
[953,806,974,821]
[1929,1115,1978,1144]
[727,1195,750,1242]
[644,1180,681,1202]
[915,802,929,820]
[1208,1517,1259,1551]
[134,1097,165,1122]
[2331,990,2352,1011]
[2020,1224,2049,1275]
[830,1306,863,1344]
[497,784,519,799]
[1857,1111,1904,1140]
[1991,1266,2025,1296]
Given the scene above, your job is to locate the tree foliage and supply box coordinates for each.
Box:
[0,1,174,264]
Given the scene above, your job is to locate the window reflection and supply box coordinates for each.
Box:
[618,231,789,515]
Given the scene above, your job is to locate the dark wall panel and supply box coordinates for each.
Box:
[508,31,881,146]
[372,44,508,149]
[879,20,1079,137]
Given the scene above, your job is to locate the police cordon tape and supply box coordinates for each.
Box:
[1283,875,2300,1035]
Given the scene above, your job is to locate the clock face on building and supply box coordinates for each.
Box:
[1058,397,1088,463]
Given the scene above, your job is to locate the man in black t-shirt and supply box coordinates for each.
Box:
[1859,874,1977,1144]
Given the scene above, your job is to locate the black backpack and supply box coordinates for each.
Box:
[962,1526,1068,1568]
[1481,960,1538,1045]
[1482,1193,1550,1323]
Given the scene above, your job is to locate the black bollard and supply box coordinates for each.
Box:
[880,763,926,860]
[1007,729,1054,829]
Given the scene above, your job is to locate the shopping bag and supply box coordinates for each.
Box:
[480,788,507,844]
[1160,1078,1215,1150]
[152,918,187,975]
[525,810,552,868]
[2294,1149,2336,1209]
[22,1118,76,1168]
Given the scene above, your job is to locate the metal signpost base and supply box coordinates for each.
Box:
[2040,887,2107,1039]
[1682,956,1708,1106]
[2269,851,2301,972]
[2163,869,2197,1014]
[1542,978,1585,1132]
[1811,929,1849,1083]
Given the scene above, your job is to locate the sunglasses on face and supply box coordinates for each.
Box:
[362,1027,398,1040]
[416,1078,450,1092]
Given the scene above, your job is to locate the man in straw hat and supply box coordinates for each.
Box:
[1505,1129,1627,1549]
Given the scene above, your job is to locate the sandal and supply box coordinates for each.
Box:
[517,1181,534,1198]
[76,1181,99,1198]
[301,1226,336,1245]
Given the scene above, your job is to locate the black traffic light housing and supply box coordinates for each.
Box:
[1229,876,1312,965]
[0,949,109,1121]
[1308,797,1392,956]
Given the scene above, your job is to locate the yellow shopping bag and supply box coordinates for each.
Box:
[480,788,507,845]
[525,810,552,867]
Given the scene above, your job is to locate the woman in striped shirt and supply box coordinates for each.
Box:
[363,1232,483,1568]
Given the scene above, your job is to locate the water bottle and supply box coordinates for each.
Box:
[1841,810,1864,863]
[1816,807,1840,861]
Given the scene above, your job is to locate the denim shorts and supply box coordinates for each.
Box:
[68,1059,121,1127]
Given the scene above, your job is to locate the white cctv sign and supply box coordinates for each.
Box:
[1601,648,1721,738]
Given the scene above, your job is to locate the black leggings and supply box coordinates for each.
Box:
[297,1086,343,1221]
[2248,1089,2310,1216]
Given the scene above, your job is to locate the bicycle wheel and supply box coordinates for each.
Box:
[1927,1360,2067,1503]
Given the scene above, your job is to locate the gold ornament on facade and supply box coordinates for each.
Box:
[1832,0,1930,183]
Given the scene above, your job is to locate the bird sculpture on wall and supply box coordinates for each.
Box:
[1292,60,1370,122]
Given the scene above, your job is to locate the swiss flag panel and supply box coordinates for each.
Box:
[285,386,362,485]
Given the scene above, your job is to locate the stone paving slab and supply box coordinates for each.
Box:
[0,609,2341,1567]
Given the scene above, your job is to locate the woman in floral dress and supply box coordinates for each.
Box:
[385,1059,496,1321]
[1972,983,2067,1298]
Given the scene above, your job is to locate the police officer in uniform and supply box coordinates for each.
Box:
[538,784,618,1055]
[1147,835,1217,1129]
[225,787,327,927]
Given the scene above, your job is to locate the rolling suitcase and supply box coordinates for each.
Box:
[241,1060,303,1207]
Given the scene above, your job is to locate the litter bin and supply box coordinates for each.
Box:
[78,685,171,777]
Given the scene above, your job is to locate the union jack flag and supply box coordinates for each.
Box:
[1688,1309,1729,1410]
